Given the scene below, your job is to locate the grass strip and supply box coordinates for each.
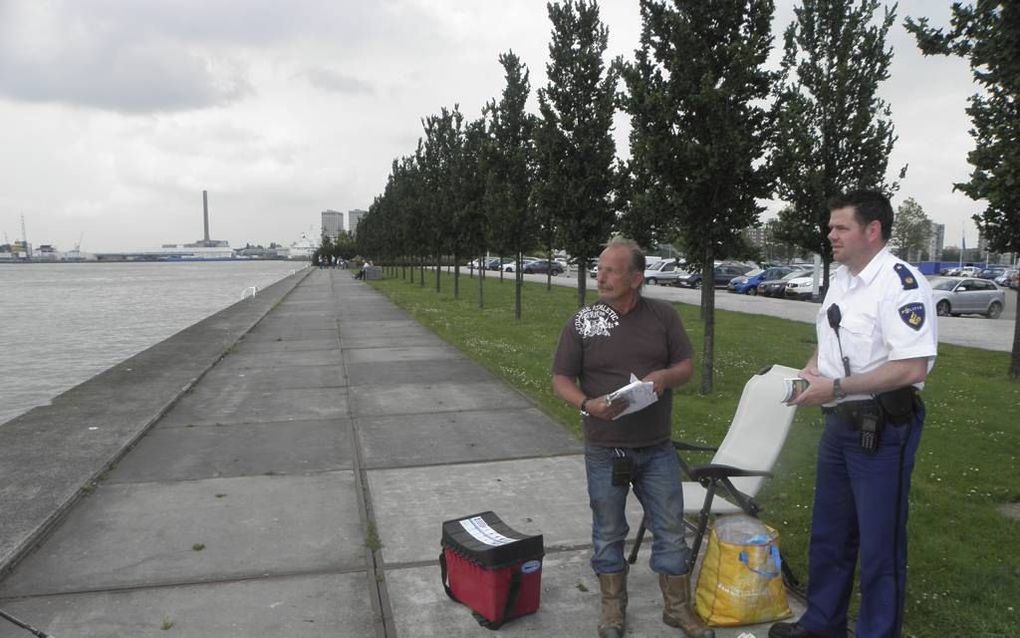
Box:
[370,269,1019,637]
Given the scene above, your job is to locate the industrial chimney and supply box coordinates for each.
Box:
[203,190,210,242]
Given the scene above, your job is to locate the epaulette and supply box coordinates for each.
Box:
[894,263,918,290]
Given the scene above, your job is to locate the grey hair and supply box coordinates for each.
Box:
[605,237,645,274]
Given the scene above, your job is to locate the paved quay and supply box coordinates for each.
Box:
[0,269,802,638]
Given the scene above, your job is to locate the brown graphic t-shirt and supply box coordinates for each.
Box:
[552,297,693,447]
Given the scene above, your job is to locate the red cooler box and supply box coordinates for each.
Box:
[439,511,544,629]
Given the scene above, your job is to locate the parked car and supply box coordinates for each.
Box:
[522,259,564,275]
[501,258,539,273]
[784,270,836,301]
[758,268,813,297]
[728,266,800,295]
[930,276,1005,318]
[994,268,1017,287]
[979,267,1005,280]
[673,263,754,288]
[643,259,684,285]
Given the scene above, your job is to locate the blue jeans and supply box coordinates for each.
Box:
[585,441,690,575]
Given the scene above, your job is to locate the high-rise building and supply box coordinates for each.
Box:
[321,210,344,241]
[927,221,945,261]
[347,209,367,235]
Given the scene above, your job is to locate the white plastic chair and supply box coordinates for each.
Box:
[628,364,800,571]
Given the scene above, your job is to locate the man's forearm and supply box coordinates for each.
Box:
[552,374,586,410]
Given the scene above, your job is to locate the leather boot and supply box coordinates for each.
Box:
[659,573,714,638]
[596,571,627,638]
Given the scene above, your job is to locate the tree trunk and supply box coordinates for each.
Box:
[454,252,460,299]
[1011,287,1020,379]
[515,251,523,320]
[478,250,485,309]
[700,249,715,394]
[577,264,587,308]
[435,250,441,293]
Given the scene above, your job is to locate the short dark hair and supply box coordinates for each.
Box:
[828,189,894,241]
[606,237,646,274]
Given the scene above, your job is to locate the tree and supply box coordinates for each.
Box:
[620,0,776,393]
[420,106,465,294]
[535,0,619,309]
[772,0,900,297]
[891,197,932,261]
[906,1,1020,378]
[487,51,537,319]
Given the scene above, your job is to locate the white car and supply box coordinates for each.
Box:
[643,260,683,285]
[784,270,836,301]
[501,258,538,273]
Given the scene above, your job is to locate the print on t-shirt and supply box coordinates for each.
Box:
[574,304,619,339]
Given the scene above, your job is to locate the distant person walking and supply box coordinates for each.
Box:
[771,190,937,638]
[552,238,710,638]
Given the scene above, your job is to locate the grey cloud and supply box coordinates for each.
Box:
[0,1,252,113]
[0,43,252,113]
[303,67,374,95]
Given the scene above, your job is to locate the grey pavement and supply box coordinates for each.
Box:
[0,268,802,638]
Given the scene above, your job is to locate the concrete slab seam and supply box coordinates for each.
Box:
[335,272,394,638]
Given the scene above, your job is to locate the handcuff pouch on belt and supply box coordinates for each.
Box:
[829,387,917,454]
[875,385,918,426]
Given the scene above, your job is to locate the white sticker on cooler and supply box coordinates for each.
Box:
[460,516,516,546]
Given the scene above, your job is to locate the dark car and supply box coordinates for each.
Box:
[674,263,754,288]
[728,266,799,295]
[522,259,564,275]
[758,269,813,297]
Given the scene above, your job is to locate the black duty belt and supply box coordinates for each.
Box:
[822,399,875,416]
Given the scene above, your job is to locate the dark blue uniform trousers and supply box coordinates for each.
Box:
[799,405,924,638]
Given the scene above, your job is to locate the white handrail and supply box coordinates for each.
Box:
[241,285,258,300]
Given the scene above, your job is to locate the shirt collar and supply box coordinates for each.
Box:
[849,247,891,287]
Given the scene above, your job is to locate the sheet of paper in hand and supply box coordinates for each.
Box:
[607,373,658,420]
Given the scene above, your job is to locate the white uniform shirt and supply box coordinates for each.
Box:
[816,248,938,402]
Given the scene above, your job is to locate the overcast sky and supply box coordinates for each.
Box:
[0,0,979,253]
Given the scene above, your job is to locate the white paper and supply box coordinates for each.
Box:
[607,373,659,420]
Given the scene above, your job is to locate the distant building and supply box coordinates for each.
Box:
[348,209,367,235]
[186,191,230,249]
[321,210,345,241]
[927,222,945,261]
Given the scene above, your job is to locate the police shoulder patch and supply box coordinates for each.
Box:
[894,263,918,290]
[898,302,925,331]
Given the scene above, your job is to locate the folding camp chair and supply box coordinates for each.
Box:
[627,364,801,585]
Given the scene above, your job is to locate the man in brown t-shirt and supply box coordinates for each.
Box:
[552,238,711,638]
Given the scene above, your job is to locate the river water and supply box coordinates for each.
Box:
[0,261,306,426]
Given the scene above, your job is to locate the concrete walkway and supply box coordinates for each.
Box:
[0,269,801,637]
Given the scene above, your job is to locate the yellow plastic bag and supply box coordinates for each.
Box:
[695,515,792,627]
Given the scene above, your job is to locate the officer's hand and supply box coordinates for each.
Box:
[791,371,833,407]
[588,394,629,420]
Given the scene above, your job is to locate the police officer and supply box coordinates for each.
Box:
[770,190,937,638]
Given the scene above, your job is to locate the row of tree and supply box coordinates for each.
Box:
[351,0,1019,382]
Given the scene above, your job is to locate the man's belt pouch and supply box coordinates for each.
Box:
[876,386,916,425]
[440,511,544,629]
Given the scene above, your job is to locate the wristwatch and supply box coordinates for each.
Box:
[580,397,591,416]
[833,378,848,400]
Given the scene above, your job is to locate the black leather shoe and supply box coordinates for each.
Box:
[768,622,822,638]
